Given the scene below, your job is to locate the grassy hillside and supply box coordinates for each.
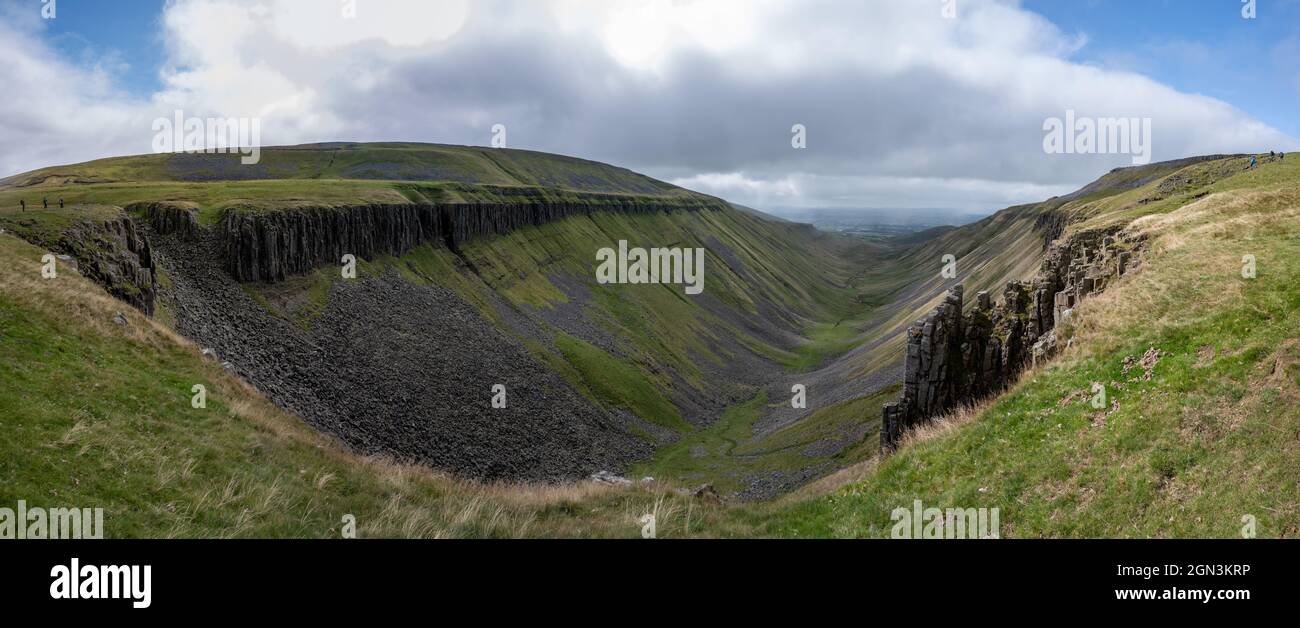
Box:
[1,143,883,497]
[0,230,757,538]
[242,194,875,489]
[0,142,682,192]
[816,157,1218,391]
[0,143,698,221]
[2,149,1293,537]
[733,154,1300,538]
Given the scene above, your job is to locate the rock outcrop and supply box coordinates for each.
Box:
[221,196,725,283]
[1034,207,1070,249]
[880,223,1141,452]
[130,202,201,241]
[222,204,441,283]
[57,217,159,315]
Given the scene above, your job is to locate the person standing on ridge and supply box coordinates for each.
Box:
[19,200,25,212]
[43,197,48,209]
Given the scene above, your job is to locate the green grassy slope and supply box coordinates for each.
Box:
[235,154,1285,505]
[0,143,698,223]
[824,156,1263,387]
[629,385,901,495]
[0,230,762,538]
[3,148,1293,537]
[1,144,886,501]
[0,142,681,192]
[729,154,1300,538]
[255,200,867,439]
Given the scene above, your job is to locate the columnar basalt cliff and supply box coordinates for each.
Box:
[1033,207,1070,248]
[221,196,725,282]
[222,204,441,283]
[131,202,201,242]
[880,224,1142,452]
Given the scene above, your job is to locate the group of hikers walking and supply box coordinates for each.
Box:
[1250,151,1286,169]
[16,197,64,211]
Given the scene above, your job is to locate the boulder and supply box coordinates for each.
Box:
[590,470,632,486]
[692,484,721,503]
[1032,331,1057,367]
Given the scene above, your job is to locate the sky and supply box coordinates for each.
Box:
[1,0,1297,216]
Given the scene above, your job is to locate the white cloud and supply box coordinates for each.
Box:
[675,171,1072,212]
[268,0,469,49]
[2,0,1297,213]
[587,0,761,72]
[0,11,152,174]
[670,172,801,205]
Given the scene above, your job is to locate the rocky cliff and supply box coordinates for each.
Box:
[222,204,441,282]
[221,195,725,282]
[1034,207,1070,249]
[56,217,159,315]
[130,202,201,241]
[880,223,1142,452]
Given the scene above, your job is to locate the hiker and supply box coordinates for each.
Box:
[59,198,64,209]
[1250,155,1257,169]
[19,200,25,212]
[43,197,48,209]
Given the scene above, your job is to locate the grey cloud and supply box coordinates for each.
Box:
[5,0,1298,214]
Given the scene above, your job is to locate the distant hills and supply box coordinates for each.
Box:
[764,207,988,232]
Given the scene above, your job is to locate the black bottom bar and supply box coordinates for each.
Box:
[3,540,1291,616]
